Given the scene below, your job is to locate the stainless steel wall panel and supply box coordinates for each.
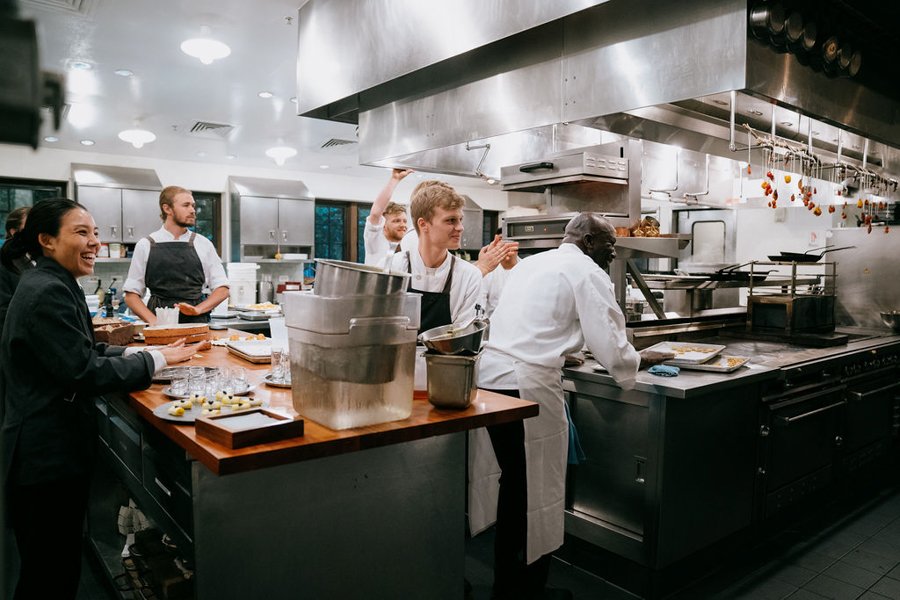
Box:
[831,228,900,329]
[561,0,748,124]
[296,0,609,115]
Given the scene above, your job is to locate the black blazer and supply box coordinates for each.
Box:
[1,257,155,487]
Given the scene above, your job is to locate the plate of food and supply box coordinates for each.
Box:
[152,395,267,423]
[644,341,726,364]
[162,382,253,399]
[666,355,750,373]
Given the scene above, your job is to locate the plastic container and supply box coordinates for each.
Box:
[285,291,420,430]
[227,262,259,281]
[425,352,480,409]
[229,279,257,306]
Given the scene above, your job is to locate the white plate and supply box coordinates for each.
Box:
[666,355,751,373]
[263,372,292,388]
[161,382,253,399]
[152,398,266,423]
[644,341,726,364]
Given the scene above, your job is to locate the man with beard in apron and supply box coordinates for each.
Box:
[124,186,229,324]
[386,180,482,332]
[471,213,673,600]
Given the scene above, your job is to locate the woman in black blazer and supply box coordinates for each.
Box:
[0,199,198,599]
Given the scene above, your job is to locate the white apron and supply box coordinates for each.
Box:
[468,362,568,564]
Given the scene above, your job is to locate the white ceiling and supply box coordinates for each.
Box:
[18,0,484,186]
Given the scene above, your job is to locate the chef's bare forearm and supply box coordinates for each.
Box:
[194,286,230,313]
[124,291,156,324]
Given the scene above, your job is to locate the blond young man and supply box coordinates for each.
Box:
[364,168,413,268]
[124,186,229,325]
[387,180,482,332]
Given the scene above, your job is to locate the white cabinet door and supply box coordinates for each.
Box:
[277,199,314,246]
[239,196,279,245]
[78,186,122,242]
[121,189,161,243]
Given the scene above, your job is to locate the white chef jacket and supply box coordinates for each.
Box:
[478,260,517,319]
[362,216,400,269]
[123,227,229,297]
[386,249,482,328]
[478,243,640,390]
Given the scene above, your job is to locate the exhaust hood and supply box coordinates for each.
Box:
[297,0,900,184]
[72,164,161,190]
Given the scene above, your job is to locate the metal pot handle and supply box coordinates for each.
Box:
[519,161,554,173]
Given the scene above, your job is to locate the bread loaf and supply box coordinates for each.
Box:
[143,324,210,345]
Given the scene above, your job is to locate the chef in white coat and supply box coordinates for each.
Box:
[472,212,672,600]
[363,168,413,269]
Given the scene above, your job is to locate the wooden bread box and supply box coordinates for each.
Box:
[143,323,210,345]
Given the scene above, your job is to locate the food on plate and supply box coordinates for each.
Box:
[247,302,278,311]
[629,217,661,238]
[167,405,185,417]
[725,357,746,368]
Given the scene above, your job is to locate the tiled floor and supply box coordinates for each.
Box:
[67,480,900,599]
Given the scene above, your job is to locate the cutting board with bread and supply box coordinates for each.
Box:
[143,323,210,345]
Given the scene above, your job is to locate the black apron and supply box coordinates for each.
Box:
[407,251,455,333]
[145,232,210,324]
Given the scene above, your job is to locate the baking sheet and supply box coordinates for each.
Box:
[152,399,266,423]
[665,355,751,372]
[644,341,726,364]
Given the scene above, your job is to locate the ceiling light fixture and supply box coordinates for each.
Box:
[114,69,133,77]
[257,91,273,99]
[69,60,93,71]
[290,97,298,104]
[43,135,59,143]
[319,164,329,169]
[80,139,95,146]
[196,151,207,158]
[118,128,156,149]
[265,146,297,166]
[226,154,236,160]
[180,28,231,65]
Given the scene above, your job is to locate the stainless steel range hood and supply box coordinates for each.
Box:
[297,0,900,183]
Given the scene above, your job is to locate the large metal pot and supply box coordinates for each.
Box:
[419,319,487,355]
[313,259,410,297]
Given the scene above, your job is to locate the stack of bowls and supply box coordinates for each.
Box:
[419,319,487,409]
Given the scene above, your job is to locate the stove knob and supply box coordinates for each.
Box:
[759,425,770,437]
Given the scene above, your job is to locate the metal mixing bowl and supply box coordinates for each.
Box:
[880,311,900,332]
[419,320,488,355]
[313,259,410,297]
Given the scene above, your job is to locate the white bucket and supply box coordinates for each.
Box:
[229,279,257,306]
[227,262,259,281]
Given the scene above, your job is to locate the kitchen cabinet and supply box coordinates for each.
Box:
[77,186,160,243]
[238,196,314,247]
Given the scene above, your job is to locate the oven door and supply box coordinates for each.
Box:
[757,383,846,519]
[841,376,900,475]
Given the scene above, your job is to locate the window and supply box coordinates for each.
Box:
[357,206,371,263]
[0,177,67,242]
[315,202,348,260]
[191,191,221,252]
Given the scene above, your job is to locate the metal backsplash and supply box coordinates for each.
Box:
[830,228,900,329]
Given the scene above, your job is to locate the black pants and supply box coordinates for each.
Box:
[8,475,91,600]
[485,389,552,600]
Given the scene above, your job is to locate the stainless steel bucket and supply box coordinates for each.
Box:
[314,259,410,297]
[425,352,480,409]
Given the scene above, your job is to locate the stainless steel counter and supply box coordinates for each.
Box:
[564,328,900,398]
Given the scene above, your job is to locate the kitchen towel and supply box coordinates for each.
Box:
[648,365,680,377]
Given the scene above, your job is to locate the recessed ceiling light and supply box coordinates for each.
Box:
[748,109,764,116]
[226,154,236,160]
[69,60,93,71]
[319,164,329,169]
[117,128,156,149]
[196,151,207,158]
[265,146,297,166]
[290,97,298,104]
[80,139,95,146]
[114,69,133,77]
[258,91,273,99]
[180,36,231,65]
[43,135,59,143]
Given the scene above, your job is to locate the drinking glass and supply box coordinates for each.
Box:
[271,346,285,381]
[226,367,247,393]
[205,368,222,397]
[188,366,206,396]
[279,350,291,384]
[170,371,188,396]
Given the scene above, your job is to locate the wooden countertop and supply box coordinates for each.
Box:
[128,341,538,476]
